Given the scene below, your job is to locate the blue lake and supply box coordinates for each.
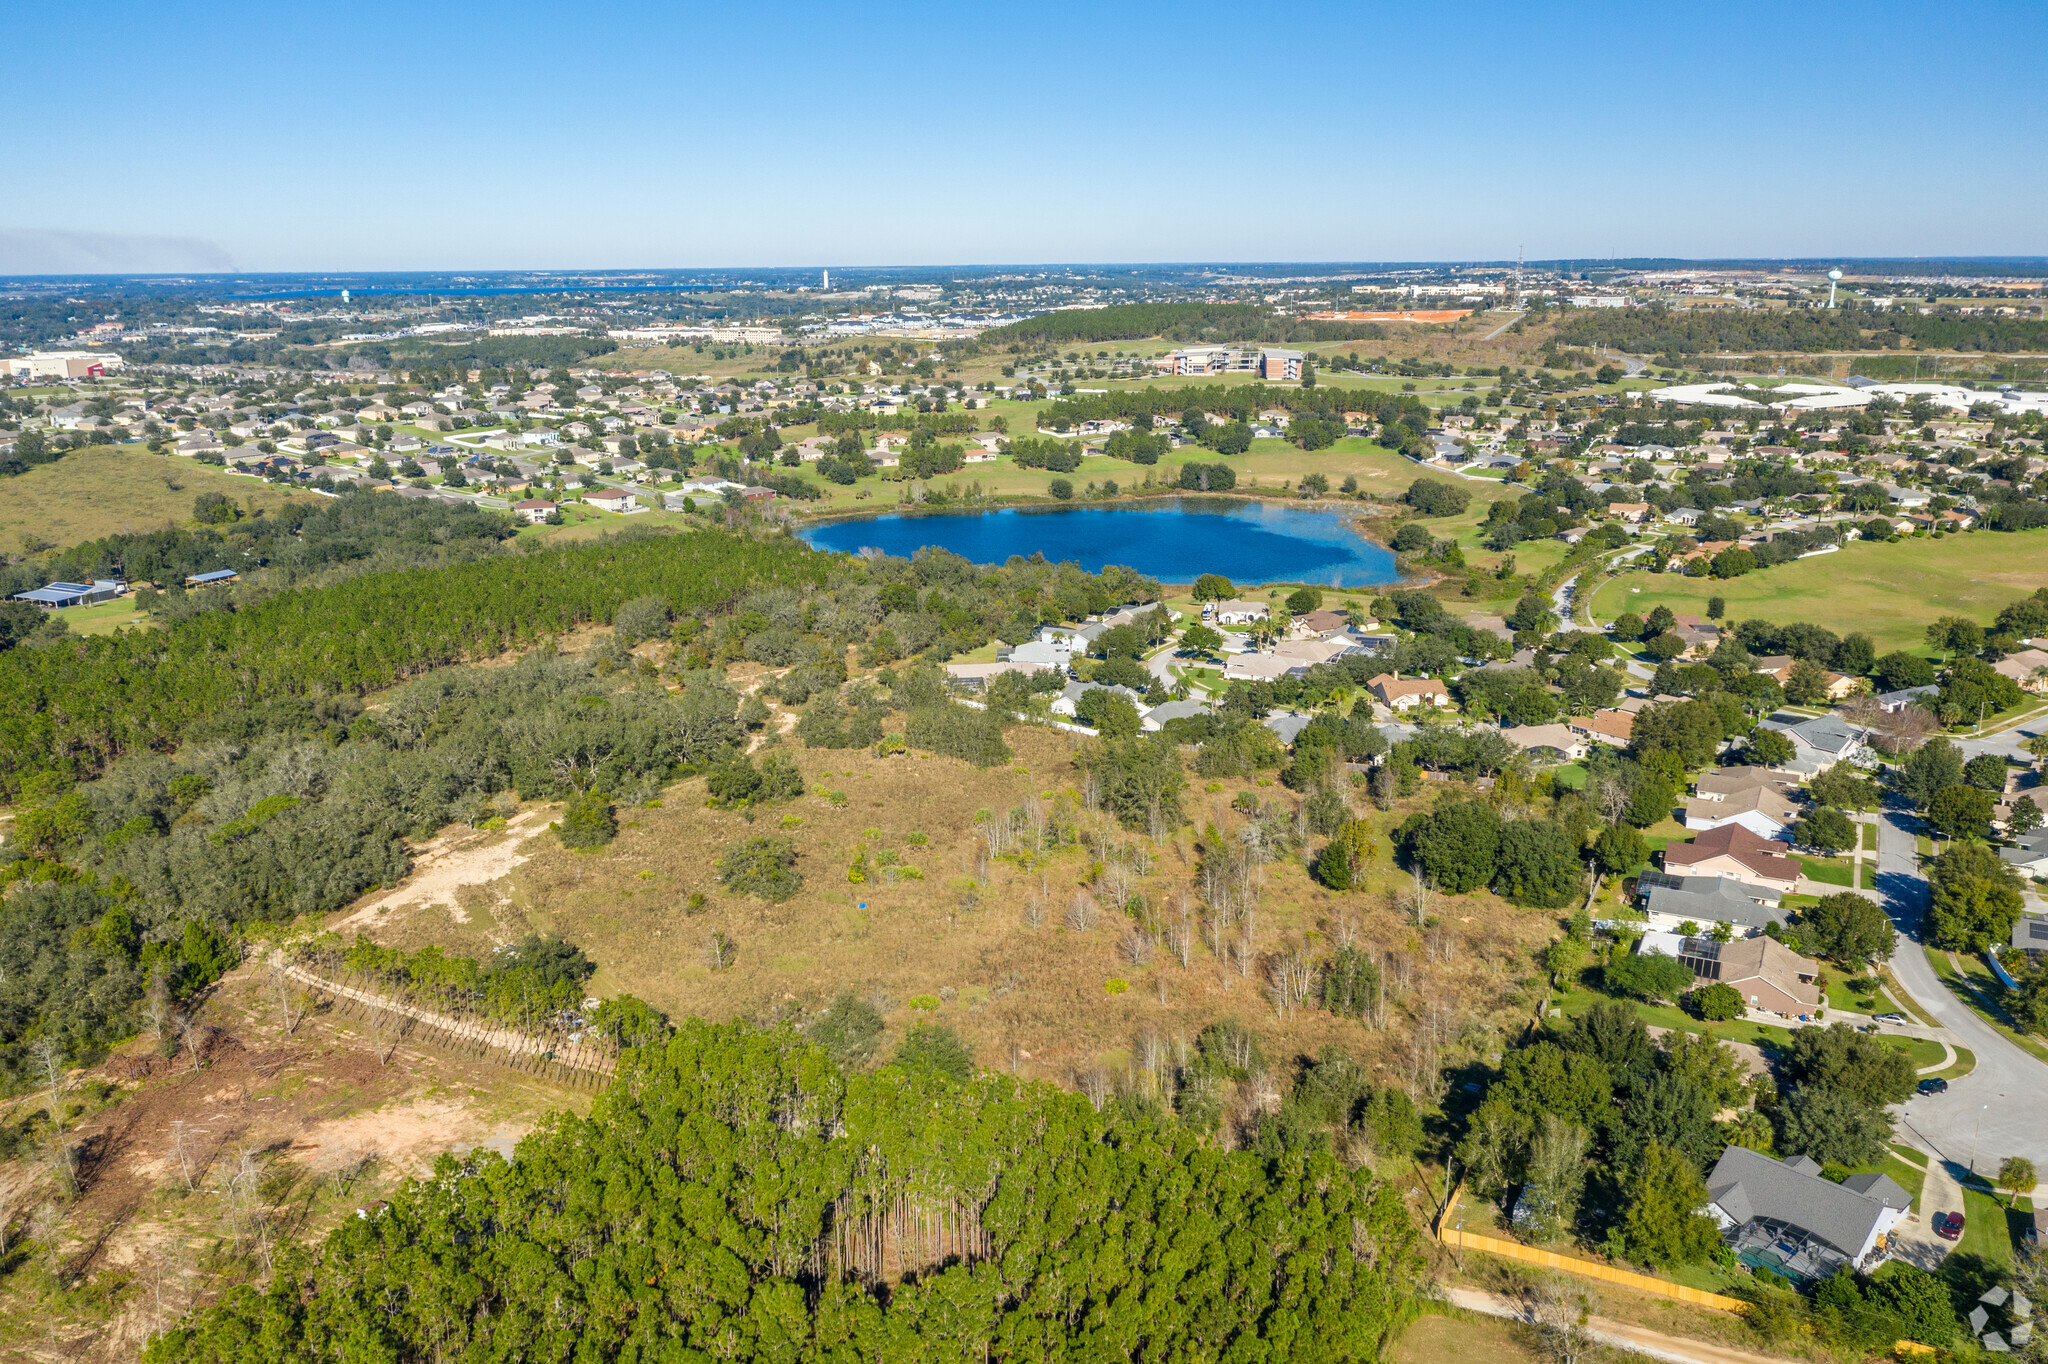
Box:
[797,498,1400,586]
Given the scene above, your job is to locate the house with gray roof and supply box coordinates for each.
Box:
[1707,1147,1911,1283]
[1999,830,2048,879]
[1759,714,1870,774]
[1636,871,1782,935]
[1141,699,1211,733]
[2012,912,2048,955]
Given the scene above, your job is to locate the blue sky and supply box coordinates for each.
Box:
[3,0,2043,271]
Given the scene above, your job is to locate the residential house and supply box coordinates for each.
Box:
[1875,685,1938,713]
[1992,648,2048,693]
[1662,824,1803,895]
[2010,912,2048,957]
[1004,636,1074,673]
[1140,699,1212,733]
[511,499,556,525]
[1767,715,1871,773]
[1684,782,1801,840]
[1295,609,1351,638]
[1669,933,1824,1016]
[1210,598,1271,626]
[1500,723,1587,761]
[1998,829,2048,878]
[1705,1148,1910,1280]
[1568,709,1635,748]
[1369,673,1451,711]
[582,488,638,512]
[1635,871,1782,936]
[1607,502,1653,523]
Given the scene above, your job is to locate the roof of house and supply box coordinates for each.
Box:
[1684,784,1800,827]
[1501,723,1583,755]
[1212,598,1270,616]
[1638,871,1782,929]
[1708,934,1822,1008]
[1369,673,1450,700]
[1664,824,1802,882]
[1297,609,1348,634]
[1776,714,1866,757]
[1571,709,1635,741]
[1694,766,1799,799]
[1706,1147,1908,1259]
[1993,648,2048,683]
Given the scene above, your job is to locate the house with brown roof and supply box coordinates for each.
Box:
[1684,783,1800,840]
[1369,673,1451,711]
[1607,502,1653,523]
[1295,609,1350,639]
[1662,824,1803,895]
[511,498,556,524]
[1992,648,2048,693]
[1685,935,1823,1016]
[1568,709,1635,747]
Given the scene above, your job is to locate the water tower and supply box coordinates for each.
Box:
[1826,269,1842,308]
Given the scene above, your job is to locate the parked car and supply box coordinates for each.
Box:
[1917,1077,1950,1096]
[1873,1013,1907,1025]
[1934,1211,1965,1242]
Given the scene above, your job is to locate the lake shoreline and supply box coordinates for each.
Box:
[793,495,1409,590]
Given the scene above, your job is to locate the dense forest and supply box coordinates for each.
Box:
[1553,302,2048,356]
[0,492,522,603]
[0,528,829,796]
[144,1018,1427,1364]
[982,303,1386,347]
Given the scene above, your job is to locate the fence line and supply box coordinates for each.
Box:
[284,958,617,1089]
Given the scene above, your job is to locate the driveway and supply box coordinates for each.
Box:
[1873,809,2048,1170]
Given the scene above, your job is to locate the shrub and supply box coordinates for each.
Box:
[1403,479,1471,517]
[716,836,803,901]
[1047,478,1073,500]
[559,790,618,849]
[1605,950,1697,1003]
[891,1021,975,1081]
[1691,982,1743,1021]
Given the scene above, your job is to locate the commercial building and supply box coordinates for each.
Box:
[13,579,124,608]
[2,351,125,379]
[1258,348,1304,382]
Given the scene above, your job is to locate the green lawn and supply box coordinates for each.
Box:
[1926,948,2048,1065]
[48,596,157,637]
[1957,1181,2016,1268]
[1821,970,1886,1014]
[1799,856,1853,887]
[1861,824,1879,852]
[1934,1046,1977,1080]
[1585,528,2048,651]
[1859,862,1879,890]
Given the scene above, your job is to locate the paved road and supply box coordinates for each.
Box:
[1872,808,2048,1171]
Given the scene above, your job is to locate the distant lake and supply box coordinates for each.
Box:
[797,498,1400,586]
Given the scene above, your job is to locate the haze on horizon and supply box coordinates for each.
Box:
[2,0,2042,274]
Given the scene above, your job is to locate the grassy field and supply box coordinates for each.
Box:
[46,595,157,636]
[342,714,1564,1093]
[0,444,302,553]
[1387,1311,1546,1364]
[1588,529,2048,650]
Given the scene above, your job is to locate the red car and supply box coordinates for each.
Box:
[1933,1212,1965,1242]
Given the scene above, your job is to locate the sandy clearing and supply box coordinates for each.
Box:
[284,1096,526,1176]
[335,806,554,929]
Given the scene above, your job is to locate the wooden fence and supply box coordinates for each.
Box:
[1434,1181,1940,1356]
[286,958,618,1090]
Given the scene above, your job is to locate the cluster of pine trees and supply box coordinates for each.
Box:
[145,1019,1427,1363]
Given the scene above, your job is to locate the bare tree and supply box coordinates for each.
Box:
[266,951,300,1036]
[1022,895,1046,929]
[1064,891,1097,932]
[141,967,174,1047]
[31,1037,76,1192]
[1119,927,1153,968]
[704,931,738,971]
[1409,866,1430,927]
[1524,1280,1598,1364]
[29,1201,63,1279]
[169,1120,198,1193]
[1077,1068,1112,1110]
[365,986,410,1065]
[1165,902,1194,969]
